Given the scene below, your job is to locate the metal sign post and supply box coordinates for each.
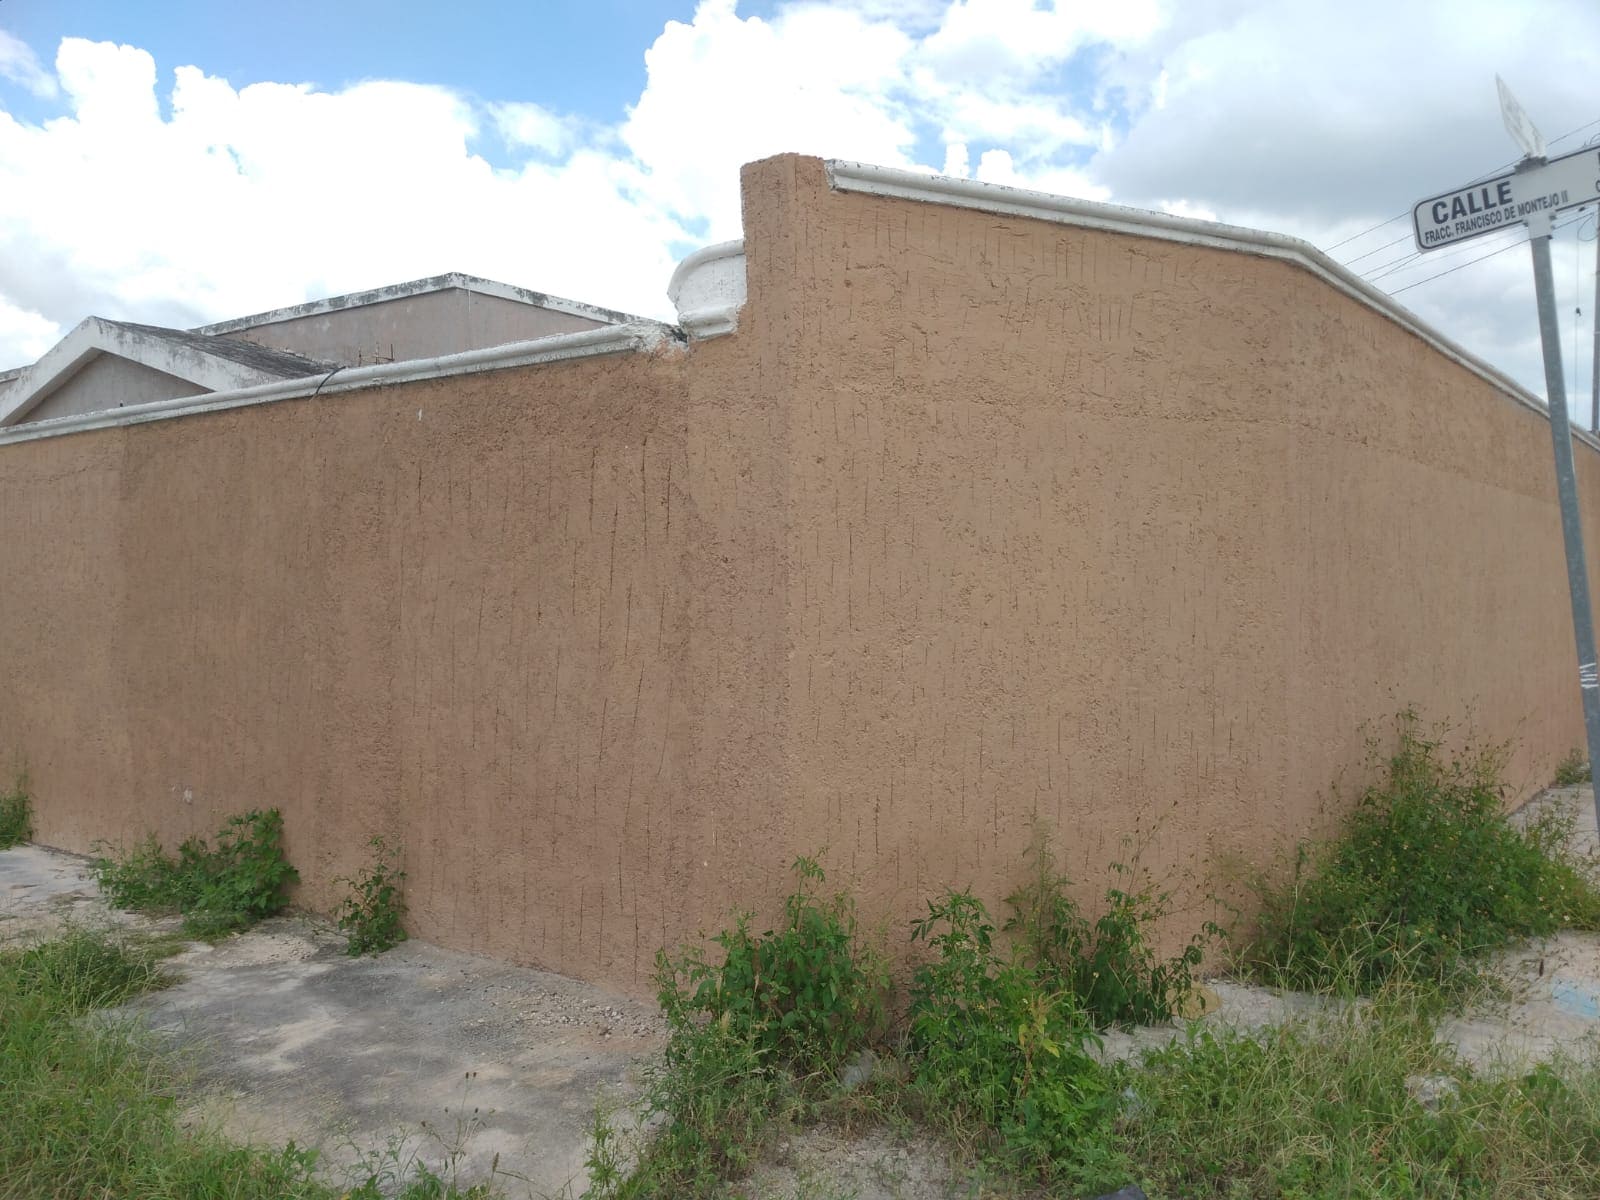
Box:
[1527,204,1600,822]
[1410,81,1600,827]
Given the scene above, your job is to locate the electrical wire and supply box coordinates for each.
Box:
[1366,224,1525,285]
[1341,230,1415,267]
[1323,114,1600,259]
[1389,212,1587,296]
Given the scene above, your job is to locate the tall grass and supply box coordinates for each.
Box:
[1122,980,1600,1198]
[0,930,331,1199]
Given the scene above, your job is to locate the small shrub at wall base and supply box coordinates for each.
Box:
[1247,711,1600,994]
[657,855,888,1073]
[1554,747,1592,786]
[1004,831,1224,1029]
[589,856,888,1198]
[336,835,409,956]
[93,808,298,938]
[0,771,31,848]
[908,888,1126,1189]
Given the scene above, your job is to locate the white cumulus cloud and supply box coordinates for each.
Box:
[0,0,1595,402]
[0,28,56,98]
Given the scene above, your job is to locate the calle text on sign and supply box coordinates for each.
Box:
[1411,145,1600,253]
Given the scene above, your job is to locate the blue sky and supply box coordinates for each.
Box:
[1,0,1597,403]
[0,0,699,130]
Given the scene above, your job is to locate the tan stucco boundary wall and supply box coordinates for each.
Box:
[738,156,1600,956]
[2,153,1598,991]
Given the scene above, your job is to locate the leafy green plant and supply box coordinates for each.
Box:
[337,835,409,956]
[1554,747,1592,787]
[657,855,887,1072]
[906,888,1124,1188]
[599,1000,791,1198]
[588,856,884,1198]
[0,769,31,848]
[1248,711,1600,994]
[1004,831,1224,1028]
[94,808,299,938]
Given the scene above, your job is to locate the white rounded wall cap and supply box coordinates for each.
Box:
[667,240,746,339]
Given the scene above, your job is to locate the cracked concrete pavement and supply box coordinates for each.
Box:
[0,843,665,1197]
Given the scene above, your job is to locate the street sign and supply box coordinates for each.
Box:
[1411,80,1600,843]
[1411,144,1600,252]
[1497,75,1547,160]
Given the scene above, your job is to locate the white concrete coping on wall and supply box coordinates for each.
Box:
[0,321,677,447]
[667,241,747,339]
[195,272,647,336]
[826,158,1594,448]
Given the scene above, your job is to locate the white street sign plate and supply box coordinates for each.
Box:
[1497,75,1547,160]
[1411,145,1600,252]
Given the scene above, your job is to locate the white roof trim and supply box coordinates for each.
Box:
[825,158,1582,444]
[195,272,645,336]
[0,317,315,428]
[0,321,677,447]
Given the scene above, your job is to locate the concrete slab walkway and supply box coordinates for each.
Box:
[0,844,664,1198]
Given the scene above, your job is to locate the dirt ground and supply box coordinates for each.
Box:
[5,786,1600,1199]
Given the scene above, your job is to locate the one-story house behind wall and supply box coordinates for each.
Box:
[0,154,1593,992]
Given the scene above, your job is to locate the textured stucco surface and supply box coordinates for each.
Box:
[739,157,1600,941]
[3,155,1599,991]
[230,288,607,367]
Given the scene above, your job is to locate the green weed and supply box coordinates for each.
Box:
[599,1004,795,1198]
[93,808,299,938]
[587,856,884,1198]
[0,770,31,848]
[337,835,409,956]
[1554,747,1592,787]
[656,854,887,1073]
[1247,711,1600,994]
[3,926,171,1014]
[1004,829,1224,1028]
[906,888,1126,1190]
[1121,981,1600,1198]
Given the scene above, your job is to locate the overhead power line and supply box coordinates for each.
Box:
[1364,224,1525,285]
[1341,230,1415,267]
[1322,114,1600,259]
[1389,211,1588,296]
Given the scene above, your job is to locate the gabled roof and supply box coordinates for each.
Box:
[0,317,334,428]
[193,271,646,336]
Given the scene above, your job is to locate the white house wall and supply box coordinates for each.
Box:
[26,356,208,423]
[223,288,609,367]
